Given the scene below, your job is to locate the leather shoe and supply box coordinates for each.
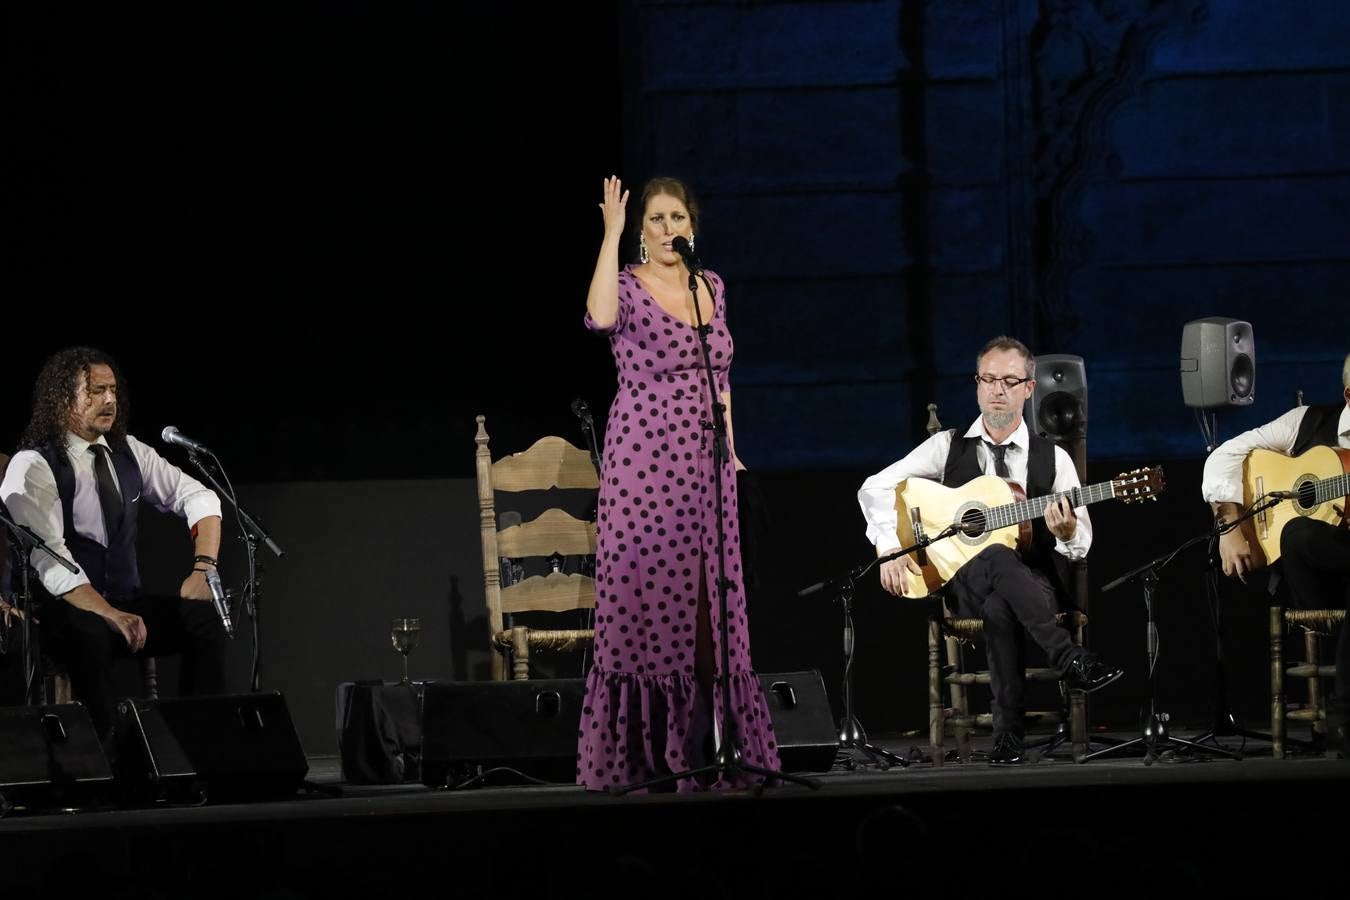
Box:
[989,732,1025,767]
[1063,654,1124,694]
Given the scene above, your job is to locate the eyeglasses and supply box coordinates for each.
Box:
[974,374,1032,389]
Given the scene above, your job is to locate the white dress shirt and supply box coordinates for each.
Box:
[858,417,1093,560]
[1201,403,1350,504]
[0,432,222,597]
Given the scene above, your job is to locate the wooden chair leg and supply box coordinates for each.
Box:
[511,627,530,681]
[141,657,159,700]
[1069,689,1087,763]
[1271,606,1285,759]
[928,616,944,767]
[946,634,973,761]
[1305,631,1323,738]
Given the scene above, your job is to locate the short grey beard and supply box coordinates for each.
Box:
[982,409,1016,431]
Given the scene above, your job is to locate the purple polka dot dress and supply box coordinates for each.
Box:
[578,264,781,792]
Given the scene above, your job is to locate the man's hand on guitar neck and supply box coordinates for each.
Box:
[1212,501,1255,583]
[879,555,923,597]
[1044,495,1078,542]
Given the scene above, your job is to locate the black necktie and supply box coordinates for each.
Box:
[90,444,124,539]
[984,441,1011,479]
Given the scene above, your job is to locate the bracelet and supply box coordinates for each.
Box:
[193,567,211,574]
[193,555,219,566]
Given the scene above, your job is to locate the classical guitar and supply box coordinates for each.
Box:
[893,467,1165,599]
[1239,445,1350,570]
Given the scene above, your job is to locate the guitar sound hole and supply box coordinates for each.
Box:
[1296,482,1317,510]
[960,509,987,537]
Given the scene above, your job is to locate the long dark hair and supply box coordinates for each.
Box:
[19,347,130,452]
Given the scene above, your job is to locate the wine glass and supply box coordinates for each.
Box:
[390,617,421,685]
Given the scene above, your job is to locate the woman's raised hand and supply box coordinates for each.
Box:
[600,175,629,239]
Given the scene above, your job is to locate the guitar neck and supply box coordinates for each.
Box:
[1313,471,1350,505]
[985,480,1118,531]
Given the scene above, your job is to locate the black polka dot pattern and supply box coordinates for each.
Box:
[578,265,781,792]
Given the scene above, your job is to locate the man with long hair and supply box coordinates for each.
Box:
[1,347,227,737]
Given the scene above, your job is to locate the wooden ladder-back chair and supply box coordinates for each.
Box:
[475,415,600,680]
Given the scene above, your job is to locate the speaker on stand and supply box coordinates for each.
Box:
[1178,317,1271,752]
[1023,354,1101,759]
[1181,316,1256,450]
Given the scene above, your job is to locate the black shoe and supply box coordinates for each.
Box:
[989,732,1025,767]
[1063,654,1124,694]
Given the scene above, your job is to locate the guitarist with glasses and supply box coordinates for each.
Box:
[859,336,1124,766]
[1203,352,1350,757]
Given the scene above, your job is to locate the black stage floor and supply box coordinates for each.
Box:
[3,733,1347,900]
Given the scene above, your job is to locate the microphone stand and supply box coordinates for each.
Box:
[0,503,81,705]
[180,448,285,693]
[1085,494,1285,764]
[1183,526,1288,752]
[614,262,818,794]
[798,523,969,770]
[571,399,603,477]
[571,399,603,674]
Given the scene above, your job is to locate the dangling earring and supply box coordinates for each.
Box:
[639,234,649,264]
[688,234,695,251]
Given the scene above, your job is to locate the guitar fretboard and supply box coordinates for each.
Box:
[1313,471,1350,505]
[985,481,1117,531]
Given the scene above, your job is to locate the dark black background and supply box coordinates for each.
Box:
[5,2,623,480]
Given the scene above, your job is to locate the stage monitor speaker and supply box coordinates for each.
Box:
[759,670,837,773]
[420,678,584,787]
[1180,317,1255,408]
[0,703,113,811]
[1025,354,1088,443]
[420,673,838,787]
[114,692,308,804]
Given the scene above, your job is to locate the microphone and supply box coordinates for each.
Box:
[203,567,234,639]
[161,426,212,454]
[796,578,831,599]
[671,235,703,274]
[1267,490,1301,500]
[571,398,593,424]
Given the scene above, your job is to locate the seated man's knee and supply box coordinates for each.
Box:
[46,611,117,667]
[1281,516,1328,559]
[980,544,1018,564]
[180,599,227,640]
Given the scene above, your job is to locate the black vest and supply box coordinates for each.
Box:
[1291,404,1344,456]
[37,438,144,599]
[942,430,1074,605]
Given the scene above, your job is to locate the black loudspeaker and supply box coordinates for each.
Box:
[420,678,584,787]
[1180,317,1255,408]
[0,704,114,811]
[759,671,837,773]
[114,692,308,804]
[1025,354,1088,443]
[419,673,839,788]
